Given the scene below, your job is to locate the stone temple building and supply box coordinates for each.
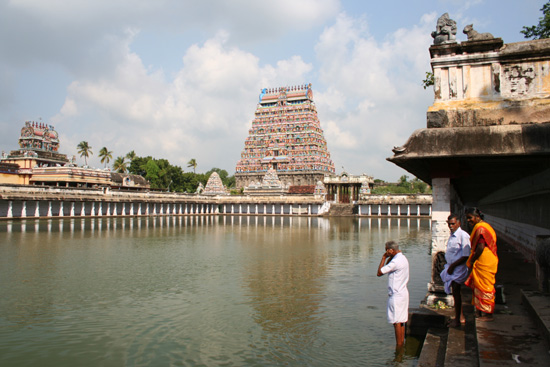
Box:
[235,84,335,188]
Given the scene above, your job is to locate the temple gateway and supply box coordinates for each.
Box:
[235,84,335,188]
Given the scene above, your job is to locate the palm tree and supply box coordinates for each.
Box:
[126,150,136,162]
[187,158,197,173]
[77,141,92,166]
[113,156,128,173]
[99,147,113,168]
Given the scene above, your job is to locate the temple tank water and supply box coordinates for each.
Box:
[0,216,432,366]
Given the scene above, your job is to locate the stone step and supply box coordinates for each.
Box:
[417,328,447,367]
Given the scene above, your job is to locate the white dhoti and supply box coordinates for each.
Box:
[440,264,469,294]
[387,291,408,324]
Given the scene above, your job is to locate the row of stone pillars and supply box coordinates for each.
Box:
[4,201,219,218]
[357,204,431,216]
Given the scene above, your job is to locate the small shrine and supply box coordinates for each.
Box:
[314,180,327,199]
[235,84,335,188]
[324,172,374,203]
[244,167,289,196]
[203,172,228,196]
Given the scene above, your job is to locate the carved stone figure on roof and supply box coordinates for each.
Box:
[431,13,457,45]
[463,24,494,41]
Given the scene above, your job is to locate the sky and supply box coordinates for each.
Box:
[0,0,546,181]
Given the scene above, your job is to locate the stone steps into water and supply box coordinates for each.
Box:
[326,203,354,216]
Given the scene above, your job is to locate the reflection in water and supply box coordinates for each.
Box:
[0,216,431,366]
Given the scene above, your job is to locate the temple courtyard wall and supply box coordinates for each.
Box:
[0,185,431,219]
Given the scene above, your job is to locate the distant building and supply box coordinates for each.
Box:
[235,84,335,188]
[0,121,149,190]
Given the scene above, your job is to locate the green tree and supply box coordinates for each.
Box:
[113,156,128,173]
[521,1,550,39]
[398,175,409,188]
[126,150,137,162]
[77,141,92,166]
[98,147,113,168]
[187,158,197,173]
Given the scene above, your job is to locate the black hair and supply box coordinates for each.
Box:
[447,213,460,222]
[465,207,484,220]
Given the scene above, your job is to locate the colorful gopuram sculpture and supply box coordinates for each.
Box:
[203,172,229,196]
[235,84,335,188]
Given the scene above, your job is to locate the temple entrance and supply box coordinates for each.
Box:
[324,172,374,204]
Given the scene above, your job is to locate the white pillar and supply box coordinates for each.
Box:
[113,203,117,216]
[427,177,452,302]
[98,202,102,216]
[417,205,421,216]
[106,203,111,216]
[91,202,95,216]
[35,201,40,217]
[281,204,284,214]
[263,204,266,214]
[378,205,381,216]
[407,205,411,216]
[397,205,401,216]
[48,201,53,217]
[387,204,391,216]
[59,202,64,217]
[368,205,372,216]
[138,203,142,216]
[7,201,13,218]
[358,204,362,216]
[130,203,134,216]
[21,201,27,218]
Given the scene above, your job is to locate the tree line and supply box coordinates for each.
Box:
[76,141,235,192]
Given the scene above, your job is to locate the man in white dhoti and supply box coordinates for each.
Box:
[440,214,471,327]
[377,240,409,348]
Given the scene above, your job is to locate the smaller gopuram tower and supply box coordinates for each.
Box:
[235,84,335,188]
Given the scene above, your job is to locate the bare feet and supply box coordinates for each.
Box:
[476,315,494,322]
[448,317,466,327]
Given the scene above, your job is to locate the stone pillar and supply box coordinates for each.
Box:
[106,203,111,216]
[378,205,381,215]
[263,204,266,214]
[59,202,64,217]
[48,201,52,217]
[130,203,134,216]
[407,205,411,216]
[21,201,27,218]
[397,205,401,216]
[417,205,420,216]
[35,201,40,217]
[426,177,452,306]
[281,204,284,214]
[358,205,362,216]
[7,201,13,218]
[91,202,95,216]
[98,202,102,216]
[138,203,142,216]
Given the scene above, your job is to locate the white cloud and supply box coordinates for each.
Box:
[52,30,313,171]
[313,12,434,179]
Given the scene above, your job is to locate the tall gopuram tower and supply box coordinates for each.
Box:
[235,84,335,188]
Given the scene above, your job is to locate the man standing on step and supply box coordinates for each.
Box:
[377,240,409,348]
[440,213,471,327]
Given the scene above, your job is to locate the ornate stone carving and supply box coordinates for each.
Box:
[431,13,457,45]
[463,24,494,41]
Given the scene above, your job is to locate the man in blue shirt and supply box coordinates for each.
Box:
[440,214,471,327]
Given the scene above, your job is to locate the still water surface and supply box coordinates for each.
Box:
[0,216,432,366]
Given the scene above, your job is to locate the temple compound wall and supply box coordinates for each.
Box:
[388,14,550,297]
[0,185,431,219]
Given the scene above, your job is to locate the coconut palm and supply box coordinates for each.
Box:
[77,141,92,166]
[99,147,113,168]
[187,158,197,173]
[113,156,128,173]
[126,150,137,162]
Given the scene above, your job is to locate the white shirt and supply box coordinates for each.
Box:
[445,227,471,265]
[381,252,409,296]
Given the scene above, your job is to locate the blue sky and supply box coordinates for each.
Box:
[0,0,546,181]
